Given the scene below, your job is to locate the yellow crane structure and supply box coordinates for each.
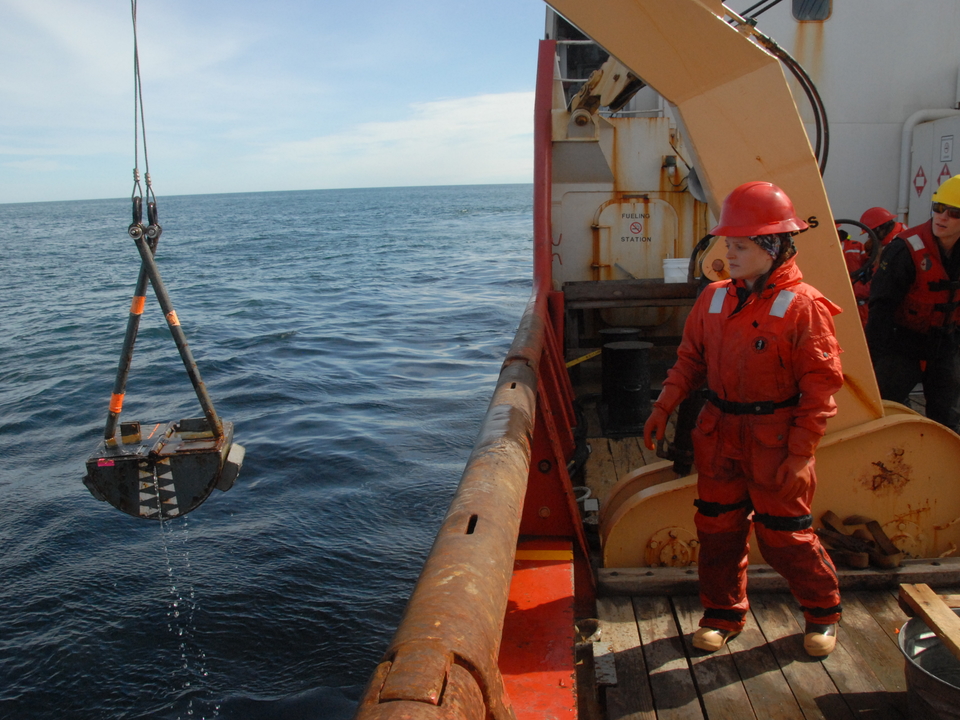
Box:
[544,0,960,566]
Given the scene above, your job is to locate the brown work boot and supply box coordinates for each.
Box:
[692,626,740,653]
[803,622,837,657]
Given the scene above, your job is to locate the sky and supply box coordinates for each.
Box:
[0,0,546,204]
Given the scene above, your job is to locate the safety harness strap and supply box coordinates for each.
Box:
[753,512,813,531]
[703,607,745,623]
[694,498,753,517]
[705,389,800,415]
[800,603,843,617]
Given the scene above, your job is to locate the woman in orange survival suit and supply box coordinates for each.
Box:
[644,181,843,657]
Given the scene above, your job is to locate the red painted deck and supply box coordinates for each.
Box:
[499,539,578,719]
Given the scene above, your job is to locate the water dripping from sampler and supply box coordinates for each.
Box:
[160,516,220,719]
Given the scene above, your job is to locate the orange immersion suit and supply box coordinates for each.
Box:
[653,256,843,631]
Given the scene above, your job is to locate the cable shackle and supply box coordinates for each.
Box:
[145,200,162,241]
[128,195,144,240]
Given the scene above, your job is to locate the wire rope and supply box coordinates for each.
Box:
[130,0,156,207]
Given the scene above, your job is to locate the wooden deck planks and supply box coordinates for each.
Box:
[672,595,757,720]
[586,436,661,508]
[598,595,657,720]
[724,610,806,720]
[786,598,906,720]
[608,437,650,481]
[595,590,912,720]
[749,593,855,720]
[633,596,703,720]
[836,594,907,695]
[585,439,619,505]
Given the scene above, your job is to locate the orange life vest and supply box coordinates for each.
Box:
[894,222,960,333]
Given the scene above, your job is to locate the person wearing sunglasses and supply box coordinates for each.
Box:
[866,174,960,432]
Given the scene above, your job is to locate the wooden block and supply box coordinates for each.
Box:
[826,548,870,569]
[865,520,901,557]
[898,583,960,663]
[820,510,848,535]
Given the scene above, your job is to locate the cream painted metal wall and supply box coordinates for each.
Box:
[547,0,880,432]
[739,0,960,222]
[547,0,960,563]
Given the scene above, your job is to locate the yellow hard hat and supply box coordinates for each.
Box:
[932,174,960,208]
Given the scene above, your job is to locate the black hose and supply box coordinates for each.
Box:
[779,51,826,168]
[688,233,716,291]
[753,31,830,175]
[835,218,881,283]
[743,0,786,19]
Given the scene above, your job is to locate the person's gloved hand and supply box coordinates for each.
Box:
[774,453,814,500]
[643,406,669,451]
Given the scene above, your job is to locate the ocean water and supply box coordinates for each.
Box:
[0,185,533,719]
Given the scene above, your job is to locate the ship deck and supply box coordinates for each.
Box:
[572,358,945,720]
[592,587,921,720]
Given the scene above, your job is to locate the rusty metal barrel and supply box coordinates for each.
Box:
[599,326,641,344]
[601,340,653,435]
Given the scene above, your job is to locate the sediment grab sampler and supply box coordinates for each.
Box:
[83,0,244,519]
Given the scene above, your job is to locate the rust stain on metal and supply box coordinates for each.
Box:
[934,514,960,531]
[859,446,912,494]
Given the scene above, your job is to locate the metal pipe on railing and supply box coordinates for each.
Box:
[353,295,547,720]
[353,40,560,720]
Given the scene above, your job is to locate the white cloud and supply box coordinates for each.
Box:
[253,91,535,189]
[0,1,543,202]
[2,158,66,172]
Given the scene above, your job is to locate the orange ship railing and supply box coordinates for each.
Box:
[353,40,589,720]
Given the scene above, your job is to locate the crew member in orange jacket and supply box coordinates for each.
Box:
[644,181,844,657]
[867,176,960,432]
[849,207,905,327]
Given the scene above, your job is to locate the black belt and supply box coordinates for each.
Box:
[705,389,800,415]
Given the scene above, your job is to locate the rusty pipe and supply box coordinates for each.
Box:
[354,294,549,720]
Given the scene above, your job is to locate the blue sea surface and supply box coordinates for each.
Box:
[0,185,533,719]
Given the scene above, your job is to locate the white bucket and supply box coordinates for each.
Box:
[662,258,688,284]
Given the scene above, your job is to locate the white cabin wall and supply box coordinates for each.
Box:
[746,0,960,222]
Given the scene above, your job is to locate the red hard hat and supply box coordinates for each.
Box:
[710,181,808,236]
[859,206,896,231]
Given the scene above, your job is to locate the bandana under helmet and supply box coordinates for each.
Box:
[750,234,782,260]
